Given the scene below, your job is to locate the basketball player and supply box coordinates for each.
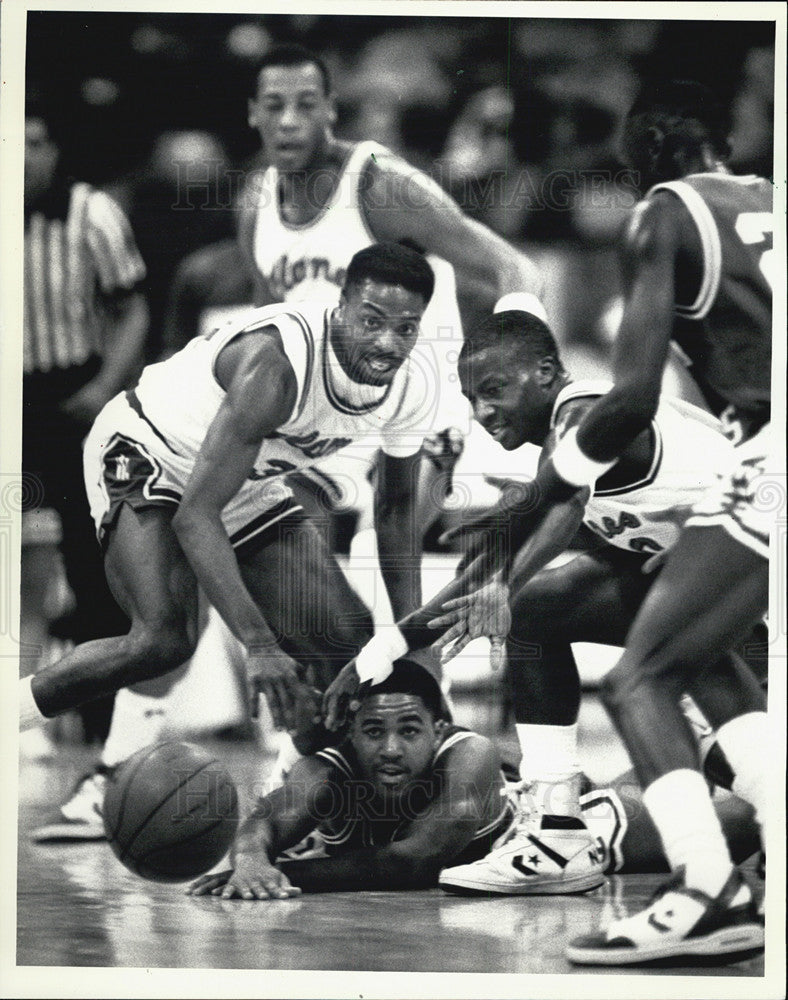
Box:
[19,245,442,772]
[238,42,543,515]
[187,659,761,901]
[419,82,772,962]
[239,43,542,331]
[325,308,766,897]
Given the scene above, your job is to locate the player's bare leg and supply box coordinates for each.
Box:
[238,514,374,758]
[441,547,650,895]
[23,504,200,842]
[567,526,767,964]
[22,504,199,723]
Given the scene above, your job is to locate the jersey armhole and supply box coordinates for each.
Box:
[649,182,722,319]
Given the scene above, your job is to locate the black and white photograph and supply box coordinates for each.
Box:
[1,2,785,997]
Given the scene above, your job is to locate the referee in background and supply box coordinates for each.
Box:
[23,92,148,832]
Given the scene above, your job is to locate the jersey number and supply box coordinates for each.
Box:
[735,212,774,290]
[586,510,663,554]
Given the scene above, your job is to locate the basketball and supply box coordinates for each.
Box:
[102,741,239,883]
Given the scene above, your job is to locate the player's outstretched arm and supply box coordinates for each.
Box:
[278,734,504,892]
[172,332,302,729]
[570,195,681,465]
[374,450,425,620]
[361,153,543,303]
[187,756,333,900]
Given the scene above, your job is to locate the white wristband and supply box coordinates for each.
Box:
[355,629,409,685]
[493,293,548,324]
[551,427,616,488]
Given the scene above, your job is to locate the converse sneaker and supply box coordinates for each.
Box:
[29,765,112,842]
[566,866,764,965]
[439,782,606,896]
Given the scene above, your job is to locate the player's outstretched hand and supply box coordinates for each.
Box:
[187,856,301,901]
[323,660,365,731]
[422,426,464,471]
[427,575,511,669]
[247,648,303,731]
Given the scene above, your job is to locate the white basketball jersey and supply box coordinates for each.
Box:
[133,301,429,485]
[551,381,735,553]
[252,140,468,434]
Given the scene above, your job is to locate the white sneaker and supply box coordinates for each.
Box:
[29,767,110,842]
[440,784,606,896]
[566,866,764,965]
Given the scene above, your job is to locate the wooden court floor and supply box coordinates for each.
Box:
[15,737,769,982]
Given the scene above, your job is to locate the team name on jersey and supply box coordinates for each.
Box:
[245,429,355,480]
[267,254,347,298]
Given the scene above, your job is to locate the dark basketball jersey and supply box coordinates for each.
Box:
[314,725,513,865]
[648,173,772,418]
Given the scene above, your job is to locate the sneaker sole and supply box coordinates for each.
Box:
[566,922,765,965]
[440,870,606,896]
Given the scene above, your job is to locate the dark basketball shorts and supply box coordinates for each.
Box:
[83,394,305,554]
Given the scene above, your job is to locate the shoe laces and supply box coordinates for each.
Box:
[496,780,542,843]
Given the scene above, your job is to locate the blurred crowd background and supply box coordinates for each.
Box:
[26,12,775,357]
[19,12,776,746]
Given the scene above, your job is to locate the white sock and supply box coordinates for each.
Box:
[516,723,581,816]
[100,687,168,768]
[642,769,735,898]
[715,712,768,831]
[20,676,46,731]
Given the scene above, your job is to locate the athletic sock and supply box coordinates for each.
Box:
[642,768,739,899]
[20,675,46,731]
[515,723,582,819]
[100,687,168,768]
[715,712,768,830]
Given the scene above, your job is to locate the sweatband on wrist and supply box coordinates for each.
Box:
[551,426,616,488]
[493,293,548,324]
[355,629,408,685]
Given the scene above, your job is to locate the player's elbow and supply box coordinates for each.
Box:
[385,845,443,888]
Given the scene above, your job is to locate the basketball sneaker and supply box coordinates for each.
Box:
[439,781,607,895]
[566,866,764,965]
[29,765,112,842]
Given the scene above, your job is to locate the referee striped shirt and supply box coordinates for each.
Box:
[24,182,146,374]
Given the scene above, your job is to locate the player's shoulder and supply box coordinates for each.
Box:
[552,380,612,433]
[434,727,500,777]
[362,142,452,204]
[625,190,686,256]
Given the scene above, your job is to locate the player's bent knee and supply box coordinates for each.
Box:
[599,657,643,711]
[127,622,196,679]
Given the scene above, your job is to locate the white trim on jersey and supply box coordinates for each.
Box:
[650,179,722,320]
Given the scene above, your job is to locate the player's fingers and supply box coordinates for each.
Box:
[426,609,462,630]
[261,681,286,730]
[439,595,472,611]
[249,880,274,900]
[489,637,506,671]
[439,633,471,664]
[186,872,228,895]
[433,619,467,649]
[272,679,297,732]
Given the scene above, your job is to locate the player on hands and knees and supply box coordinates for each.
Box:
[20,245,439,781]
